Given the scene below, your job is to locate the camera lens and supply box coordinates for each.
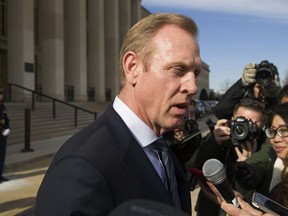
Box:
[232,124,248,139]
[183,118,198,134]
[256,69,273,88]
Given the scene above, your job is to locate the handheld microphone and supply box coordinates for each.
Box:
[202,158,240,207]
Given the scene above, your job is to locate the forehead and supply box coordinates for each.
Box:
[235,106,262,122]
[272,115,286,126]
[151,25,199,57]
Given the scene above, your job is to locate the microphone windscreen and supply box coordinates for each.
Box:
[108,199,189,216]
[202,158,226,184]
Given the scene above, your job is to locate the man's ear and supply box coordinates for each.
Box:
[122,51,139,85]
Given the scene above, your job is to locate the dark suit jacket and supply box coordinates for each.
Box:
[36,104,191,216]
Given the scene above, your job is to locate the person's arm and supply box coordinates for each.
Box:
[214,79,250,119]
[195,119,231,169]
[36,156,115,216]
[195,135,224,169]
[244,139,272,184]
[232,140,272,202]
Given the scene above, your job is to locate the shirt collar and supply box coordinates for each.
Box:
[113,96,158,147]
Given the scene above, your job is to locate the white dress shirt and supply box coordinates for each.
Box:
[113,96,166,183]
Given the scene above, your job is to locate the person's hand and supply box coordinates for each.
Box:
[213,119,230,145]
[207,181,272,216]
[174,129,186,141]
[2,128,10,136]
[242,62,257,86]
[234,161,258,189]
[234,139,257,161]
[221,197,273,216]
[262,73,281,97]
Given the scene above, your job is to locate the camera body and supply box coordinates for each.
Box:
[255,60,277,88]
[227,116,258,146]
[164,117,202,165]
[182,117,199,134]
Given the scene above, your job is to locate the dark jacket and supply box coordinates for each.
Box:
[0,102,9,133]
[36,104,191,216]
[193,134,237,216]
[234,140,275,203]
[214,79,278,120]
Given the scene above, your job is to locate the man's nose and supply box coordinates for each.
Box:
[181,72,198,95]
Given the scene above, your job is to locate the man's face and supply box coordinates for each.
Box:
[232,106,263,129]
[134,25,201,135]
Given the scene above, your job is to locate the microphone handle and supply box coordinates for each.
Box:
[215,179,240,207]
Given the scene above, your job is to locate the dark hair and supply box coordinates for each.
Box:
[268,102,288,126]
[278,84,288,104]
[233,99,265,116]
[268,102,288,208]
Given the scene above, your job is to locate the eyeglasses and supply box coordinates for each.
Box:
[265,126,288,139]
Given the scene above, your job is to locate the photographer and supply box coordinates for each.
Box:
[164,99,202,167]
[192,99,266,216]
[214,60,281,121]
[164,99,202,192]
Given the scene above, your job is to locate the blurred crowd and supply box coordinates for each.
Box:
[167,60,288,215]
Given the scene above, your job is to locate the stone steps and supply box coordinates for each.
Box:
[5,101,109,146]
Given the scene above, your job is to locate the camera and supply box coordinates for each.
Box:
[227,116,258,146]
[163,117,202,165]
[182,117,199,134]
[255,60,277,88]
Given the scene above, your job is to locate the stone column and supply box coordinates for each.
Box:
[131,0,141,25]
[119,0,131,46]
[38,0,64,100]
[64,0,87,101]
[104,0,119,101]
[7,0,34,101]
[87,0,105,102]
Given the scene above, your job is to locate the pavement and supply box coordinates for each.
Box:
[0,114,215,216]
[0,135,72,216]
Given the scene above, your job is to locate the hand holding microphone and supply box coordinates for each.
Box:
[202,158,240,207]
[202,159,273,216]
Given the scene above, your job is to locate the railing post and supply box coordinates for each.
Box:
[8,84,11,102]
[74,107,77,127]
[21,108,34,152]
[32,92,35,111]
[94,112,97,120]
[53,99,56,118]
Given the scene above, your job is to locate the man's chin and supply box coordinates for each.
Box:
[167,119,183,130]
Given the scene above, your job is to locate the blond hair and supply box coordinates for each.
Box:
[119,13,199,88]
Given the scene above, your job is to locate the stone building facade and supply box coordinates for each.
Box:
[0,0,209,102]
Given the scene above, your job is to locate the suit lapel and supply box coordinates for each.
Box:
[102,105,189,210]
[121,139,174,205]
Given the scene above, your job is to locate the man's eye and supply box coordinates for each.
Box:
[172,67,185,74]
[194,70,200,78]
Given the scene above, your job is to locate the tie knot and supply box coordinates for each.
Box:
[151,138,168,152]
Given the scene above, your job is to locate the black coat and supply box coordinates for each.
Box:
[36,104,191,216]
[214,79,278,120]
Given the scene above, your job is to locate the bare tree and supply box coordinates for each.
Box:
[220,79,231,92]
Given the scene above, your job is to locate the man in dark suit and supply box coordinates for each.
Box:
[36,13,201,215]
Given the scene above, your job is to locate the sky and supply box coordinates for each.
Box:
[141,0,288,92]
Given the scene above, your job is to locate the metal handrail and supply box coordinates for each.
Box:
[7,83,98,127]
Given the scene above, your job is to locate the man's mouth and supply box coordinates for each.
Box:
[174,103,188,114]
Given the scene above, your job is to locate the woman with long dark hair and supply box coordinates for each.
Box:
[264,102,288,207]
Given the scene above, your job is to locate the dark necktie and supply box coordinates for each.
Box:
[150,138,181,208]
